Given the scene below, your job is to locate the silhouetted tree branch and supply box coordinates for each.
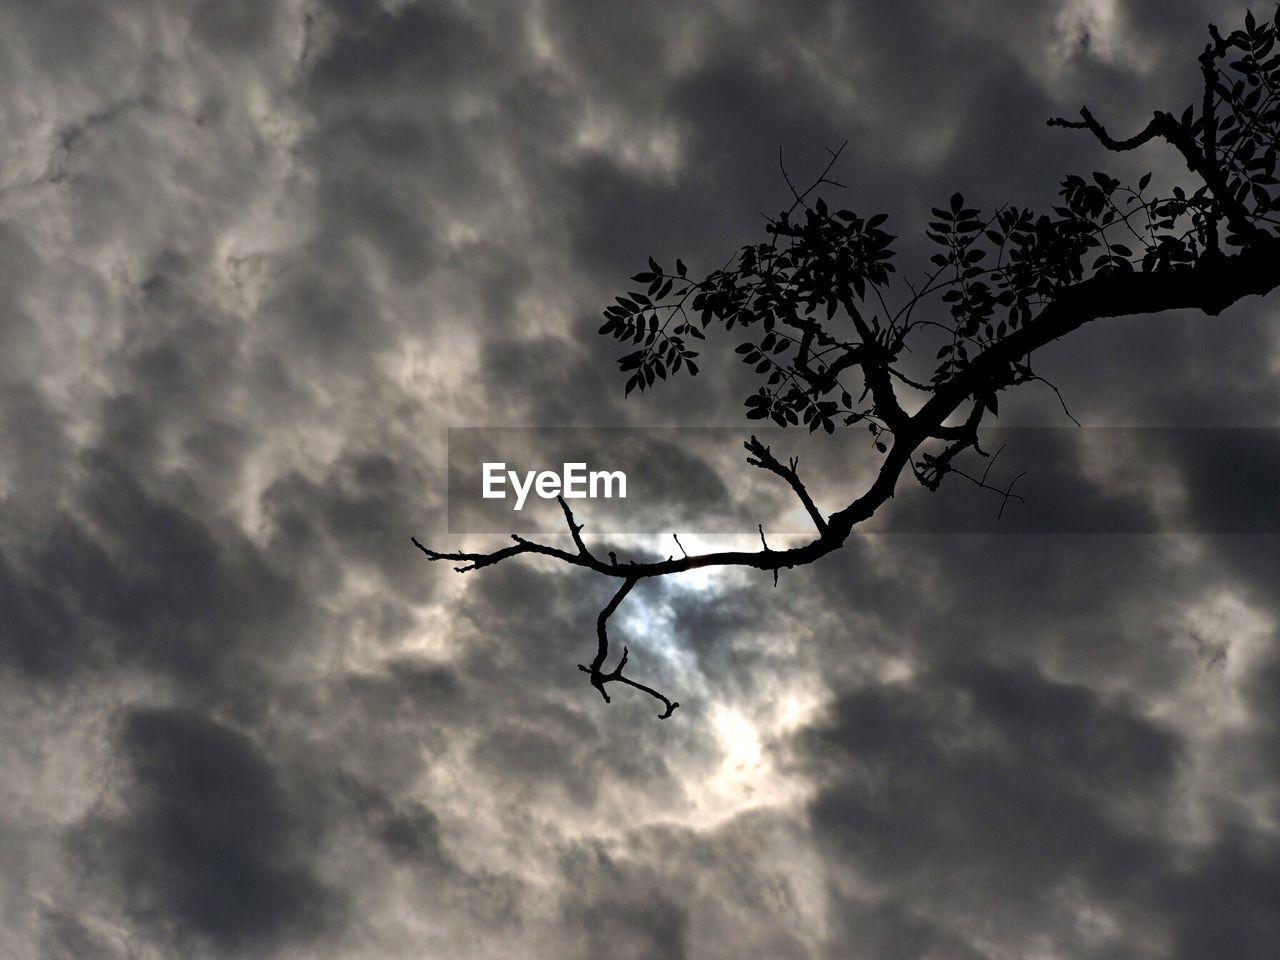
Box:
[415,8,1280,716]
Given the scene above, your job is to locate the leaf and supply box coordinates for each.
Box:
[1138,172,1152,191]
[950,192,964,213]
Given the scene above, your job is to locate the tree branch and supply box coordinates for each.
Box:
[744,434,828,533]
[557,495,594,559]
[418,236,1279,576]
[416,10,1280,716]
[577,578,679,719]
[1048,105,1261,243]
[1047,107,1166,151]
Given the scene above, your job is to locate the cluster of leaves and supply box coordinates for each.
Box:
[599,197,897,432]
[598,256,702,396]
[924,169,1231,384]
[1209,8,1280,237]
[596,7,1280,446]
[924,193,1098,384]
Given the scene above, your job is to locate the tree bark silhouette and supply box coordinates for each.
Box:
[415,8,1280,716]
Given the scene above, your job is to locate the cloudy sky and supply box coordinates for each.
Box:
[3,1,1280,957]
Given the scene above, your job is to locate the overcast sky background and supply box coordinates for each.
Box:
[3,1,1280,958]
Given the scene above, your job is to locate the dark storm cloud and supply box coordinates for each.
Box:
[1160,825,1280,960]
[801,529,1227,715]
[2,0,1279,958]
[767,522,1280,956]
[0,445,311,688]
[799,662,1181,952]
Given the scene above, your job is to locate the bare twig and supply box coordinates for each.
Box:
[779,142,848,217]
[744,435,828,533]
[577,579,679,719]
[557,495,594,559]
[948,443,1027,519]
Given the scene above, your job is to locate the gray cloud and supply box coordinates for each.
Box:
[1,0,1277,957]
[89,707,340,955]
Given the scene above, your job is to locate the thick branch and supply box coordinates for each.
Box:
[834,234,1280,527]
[915,399,988,491]
[928,398,986,443]
[918,232,1280,427]
[837,294,909,430]
[1047,108,1166,151]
